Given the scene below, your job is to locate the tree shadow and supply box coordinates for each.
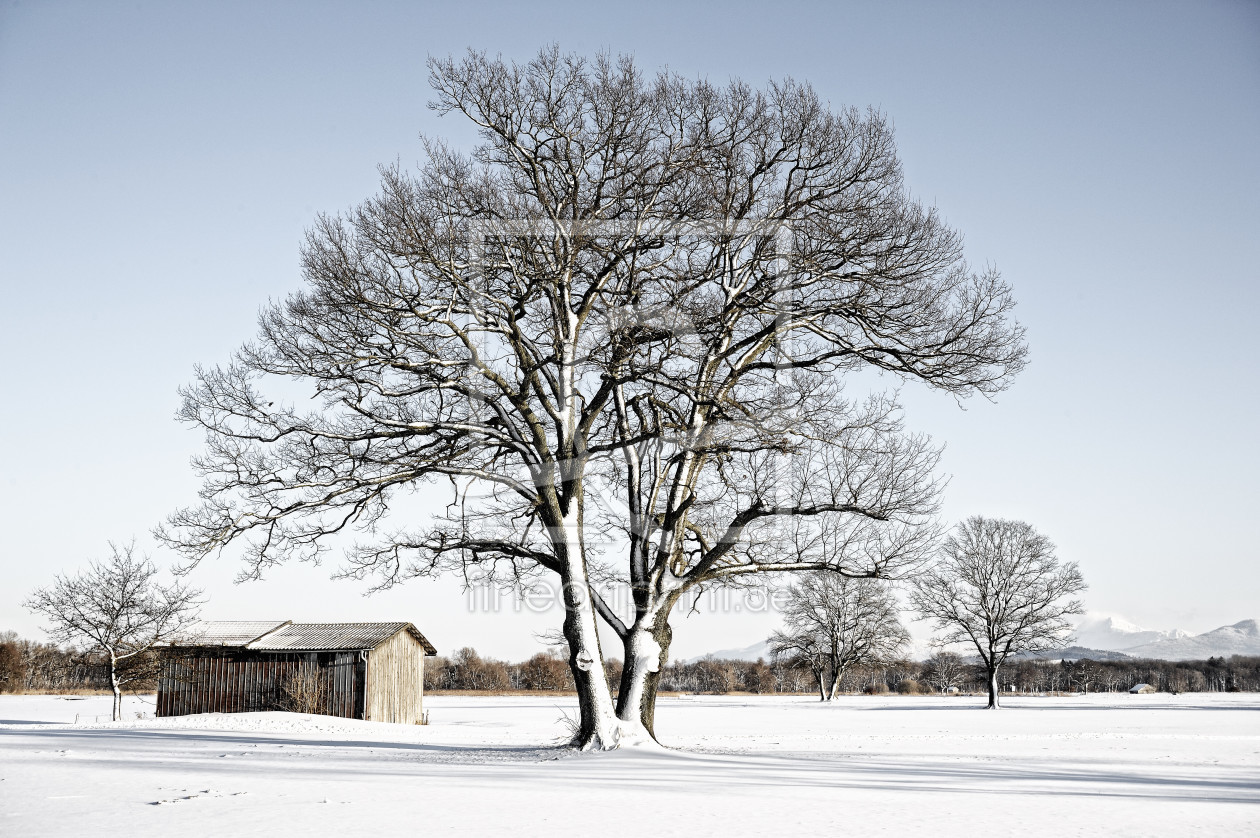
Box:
[6,725,1257,806]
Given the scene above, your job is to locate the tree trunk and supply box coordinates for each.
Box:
[615,616,672,740]
[554,515,635,750]
[109,653,122,721]
[987,667,1000,709]
[828,665,846,701]
[560,579,623,749]
[815,668,828,701]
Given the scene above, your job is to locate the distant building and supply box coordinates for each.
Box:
[157,621,437,724]
[1129,683,1156,694]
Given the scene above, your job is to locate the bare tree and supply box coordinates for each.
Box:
[770,573,908,700]
[921,650,966,694]
[24,543,201,720]
[518,650,574,691]
[160,48,1026,748]
[1065,658,1100,694]
[911,517,1086,709]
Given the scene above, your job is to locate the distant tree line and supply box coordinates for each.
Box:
[421,646,1260,695]
[423,648,576,692]
[422,648,792,694]
[999,655,1260,695]
[5,632,1257,697]
[0,631,158,693]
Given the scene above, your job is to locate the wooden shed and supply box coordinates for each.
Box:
[157,621,437,724]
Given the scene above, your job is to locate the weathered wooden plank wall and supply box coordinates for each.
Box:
[364,631,425,724]
[157,651,367,719]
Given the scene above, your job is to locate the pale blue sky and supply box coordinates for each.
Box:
[1,1,1257,659]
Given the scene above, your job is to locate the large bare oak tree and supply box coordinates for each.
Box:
[161,48,1026,748]
[911,516,1086,708]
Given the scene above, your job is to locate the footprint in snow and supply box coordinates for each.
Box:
[149,790,247,805]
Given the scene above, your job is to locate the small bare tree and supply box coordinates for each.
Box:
[770,573,909,700]
[911,517,1085,709]
[24,543,201,720]
[1066,658,1099,695]
[922,650,966,694]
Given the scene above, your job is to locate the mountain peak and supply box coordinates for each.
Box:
[1224,619,1258,636]
[1073,612,1179,652]
[1103,615,1148,634]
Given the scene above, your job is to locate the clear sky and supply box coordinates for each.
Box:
[1,0,1257,660]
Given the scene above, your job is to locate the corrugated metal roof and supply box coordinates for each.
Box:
[169,621,290,646]
[166,620,437,655]
[248,622,411,651]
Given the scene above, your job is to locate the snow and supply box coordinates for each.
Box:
[2,693,1257,835]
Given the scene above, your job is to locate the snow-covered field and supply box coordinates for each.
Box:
[2,693,1257,836]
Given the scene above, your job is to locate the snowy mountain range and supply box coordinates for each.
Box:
[1117,619,1260,660]
[1071,614,1260,660]
[690,615,1260,663]
[691,640,774,663]
[1071,614,1190,651]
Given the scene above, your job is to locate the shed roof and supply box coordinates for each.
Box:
[250,622,436,654]
[170,621,437,655]
[173,621,292,646]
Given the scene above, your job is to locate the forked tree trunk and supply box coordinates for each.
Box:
[986,668,1001,709]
